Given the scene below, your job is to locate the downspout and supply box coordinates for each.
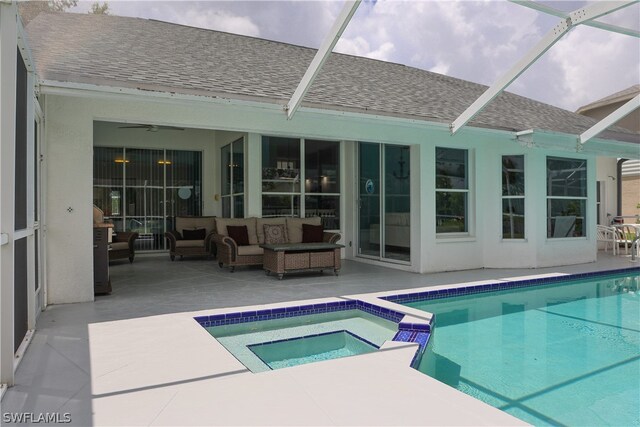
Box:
[617,159,627,216]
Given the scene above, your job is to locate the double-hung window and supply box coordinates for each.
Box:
[436,147,468,233]
[547,156,587,238]
[502,155,525,239]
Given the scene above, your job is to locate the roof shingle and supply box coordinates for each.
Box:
[24,11,638,143]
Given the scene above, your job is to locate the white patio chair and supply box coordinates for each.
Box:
[596,225,617,255]
[614,224,640,255]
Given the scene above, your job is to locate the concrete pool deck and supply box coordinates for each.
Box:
[1,253,636,425]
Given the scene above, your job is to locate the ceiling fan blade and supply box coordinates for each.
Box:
[157,126,185,131]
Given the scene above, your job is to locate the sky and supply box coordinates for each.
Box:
[70,0,640,112]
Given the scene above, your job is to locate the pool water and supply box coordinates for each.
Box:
[407,274,639,426]
[249,330,378,370]
[207,309,397,372]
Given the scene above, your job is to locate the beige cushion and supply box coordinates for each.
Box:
[109,242,128,251]
[175,240,205,248]
[256,217,287,244]
[216,218,258,245]
[286,217,322,244]
[176,216,216,236]
[237,245,263,256]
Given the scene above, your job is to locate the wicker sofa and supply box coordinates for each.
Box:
[165,216,217,260]
[213,217,341,272]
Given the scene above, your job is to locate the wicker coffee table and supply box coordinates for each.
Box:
[260,243,344,280]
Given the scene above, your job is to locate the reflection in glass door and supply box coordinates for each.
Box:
[358,143,411,263]
[358,143,380,257]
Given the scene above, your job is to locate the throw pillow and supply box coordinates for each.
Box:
[183,228,206,240]
[227,225,250,246]
[302,224,324,243]
[263,224,287,245]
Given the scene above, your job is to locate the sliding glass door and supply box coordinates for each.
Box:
[358,143,411,263]
[358,143,381,257]
[93,147,202,251]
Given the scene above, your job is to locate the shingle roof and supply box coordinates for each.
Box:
[25,11,638,143]
[576,84,640,114]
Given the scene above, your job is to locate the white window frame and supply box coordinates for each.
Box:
[435,147,472,237]
[261,137,341,230]
[221,137,245,218]
[501,154,526,240]
[546,156,588,239]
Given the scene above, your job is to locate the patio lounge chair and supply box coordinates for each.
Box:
[614,224,640,255]
[165,216,217,260]
[93,205,139,263]
[109,231,139,263]
[596,225,618,255]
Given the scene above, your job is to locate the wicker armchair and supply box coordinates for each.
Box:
[109,231,139,263]
[164,216,217,261]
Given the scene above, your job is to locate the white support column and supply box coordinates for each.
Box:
[511,0,640,38]
[285,0,360,120]
[450,1,638,135]
[0,1,18,387]
[579,94,640,145]
[245,133,262,217]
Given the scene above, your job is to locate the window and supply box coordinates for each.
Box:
[547,157,587,238]
[502,155,525,239]
[304,140,340,229]
[93,147,202,250]
[262,136,300,218]
[436,147,468,233]
[221,138,244,218]
[262,137,340,229]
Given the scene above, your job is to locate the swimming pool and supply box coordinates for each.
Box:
[206,309,398,372]
[402,273,639,426]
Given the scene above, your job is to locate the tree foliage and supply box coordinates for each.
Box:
[89,2,109,15]
[19,0,109,25]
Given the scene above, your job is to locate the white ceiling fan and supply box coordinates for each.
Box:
[118,124,185,132]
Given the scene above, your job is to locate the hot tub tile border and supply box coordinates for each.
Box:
[194,299,407,328]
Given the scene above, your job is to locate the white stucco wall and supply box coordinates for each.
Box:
[596,157,618,223]
[43,89,613,303]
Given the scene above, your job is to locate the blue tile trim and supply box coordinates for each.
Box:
[193,299,404,328]
[392,329,432,368]
[381,267,640,304]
